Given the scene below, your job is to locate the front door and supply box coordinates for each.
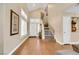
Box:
[30,23,39,37]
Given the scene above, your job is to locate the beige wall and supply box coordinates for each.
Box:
[0,4,4,54]
[48,4,79,44]
[48,6,63,43]
[0,3,29,54]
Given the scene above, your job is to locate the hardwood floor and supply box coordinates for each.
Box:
[15,38,72,55]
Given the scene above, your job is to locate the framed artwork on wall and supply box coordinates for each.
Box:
[71,17,79,32]
[10,9,19,36]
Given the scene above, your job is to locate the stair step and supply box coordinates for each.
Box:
[45,31,53,35]
[44,25,55,40]
[44,28,49,30]
[45,36,54,39]
[44,27,49,28]
[45,35,53,36]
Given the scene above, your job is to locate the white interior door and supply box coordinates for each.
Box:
[63,16,71,44]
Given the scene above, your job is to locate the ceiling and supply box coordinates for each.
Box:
[27,3,48,12]
[26,3,79,14]
[48,3,75,13]
[65,4,79,13]
[48,3,79,14]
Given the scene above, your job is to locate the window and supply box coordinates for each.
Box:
[21,18,27,36]
[21,9,27,36]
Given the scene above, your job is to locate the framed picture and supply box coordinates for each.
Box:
[10,10,19,36]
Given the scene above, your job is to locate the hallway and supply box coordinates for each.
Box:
[15,38,72,55]
[0,3,78,55]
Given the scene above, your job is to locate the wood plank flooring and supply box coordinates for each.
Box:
[15,38,72,55]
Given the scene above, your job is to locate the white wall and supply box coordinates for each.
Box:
[0,3,29,54]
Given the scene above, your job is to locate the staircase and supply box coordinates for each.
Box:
[40,10,55,41]
[44,24,55,40]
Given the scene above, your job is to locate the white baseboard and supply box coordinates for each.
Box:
[56,40,64,45]
[8,36,29,55]
[56,40,79,45]
[69,42,79,44]
[54,36,64,45]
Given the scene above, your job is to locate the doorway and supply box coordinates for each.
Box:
[30,18,40,37]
